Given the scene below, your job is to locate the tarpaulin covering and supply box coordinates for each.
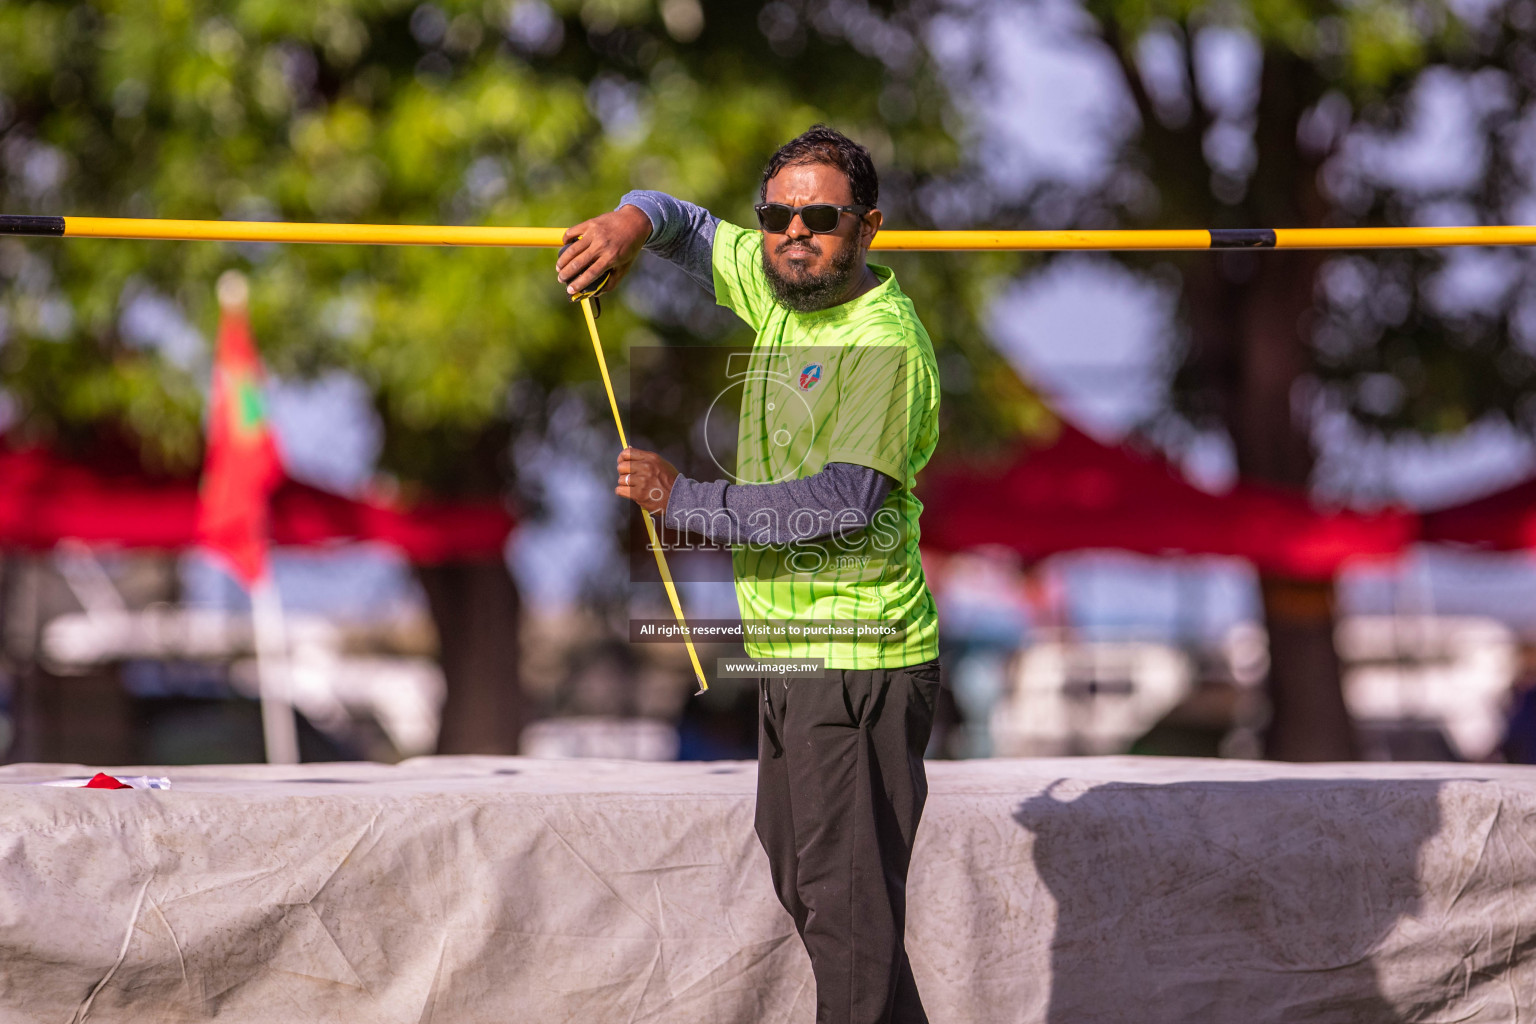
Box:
[0,756,1529,1023]
[1421,474,1536,551]
[918,424,1416,578]
[0,443,513,563]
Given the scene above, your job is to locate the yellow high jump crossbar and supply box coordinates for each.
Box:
[9,215,1536,250]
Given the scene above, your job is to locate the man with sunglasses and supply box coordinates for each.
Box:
[557,125,941,1024]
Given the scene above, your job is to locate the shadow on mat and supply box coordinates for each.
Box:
[1015,777,1443,1024]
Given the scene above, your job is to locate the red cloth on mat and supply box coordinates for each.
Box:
[84,773,132,790]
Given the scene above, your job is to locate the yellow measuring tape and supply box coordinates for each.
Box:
[573,282,709,694]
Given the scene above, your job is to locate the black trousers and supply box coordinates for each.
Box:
[754,658,942,1024]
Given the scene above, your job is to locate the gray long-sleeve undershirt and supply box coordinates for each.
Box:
[617,189,719,295]
[617,189,897,544]
[667,462,895,545]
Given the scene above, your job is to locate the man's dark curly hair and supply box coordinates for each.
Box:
[759,124,879,209]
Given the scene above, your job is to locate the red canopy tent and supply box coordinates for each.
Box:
[1420,477,1536,551]
[0,441,513,563]
[917,422,1415,579]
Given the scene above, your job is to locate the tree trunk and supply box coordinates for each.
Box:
[1239,254,1358,761]
[1231,251,1357,761]
[1110,35,1358,760]
[1183,244,1358,761]
[1259,576,1357,760]
[416,560,527,755]
[2,552,165,765]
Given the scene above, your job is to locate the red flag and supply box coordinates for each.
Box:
[195,275,283,587]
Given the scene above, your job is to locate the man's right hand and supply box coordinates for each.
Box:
[557,205,652,297]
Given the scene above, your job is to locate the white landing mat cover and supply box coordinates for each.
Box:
[0,756,1531,1023]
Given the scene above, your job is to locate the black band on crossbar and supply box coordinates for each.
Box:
[1209,228,1277,249]
[0,215,66,237]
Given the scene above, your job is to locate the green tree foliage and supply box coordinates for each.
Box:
[975,0,1536,486]
[956,0,1530,758]
[0,0,1025,495]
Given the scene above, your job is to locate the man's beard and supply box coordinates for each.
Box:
[761,238,863,313]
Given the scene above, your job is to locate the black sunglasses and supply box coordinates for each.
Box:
[754,202,872,234]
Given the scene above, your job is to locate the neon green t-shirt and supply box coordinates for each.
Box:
[711,220,940,669]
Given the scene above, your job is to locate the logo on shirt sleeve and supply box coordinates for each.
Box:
[798,363,823,391]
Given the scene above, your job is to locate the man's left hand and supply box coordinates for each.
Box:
[616,447,678,515]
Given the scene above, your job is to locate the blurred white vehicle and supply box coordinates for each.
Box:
[520,717,679,761]
[991,637,1194,756]
[1338,615,1516,761]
